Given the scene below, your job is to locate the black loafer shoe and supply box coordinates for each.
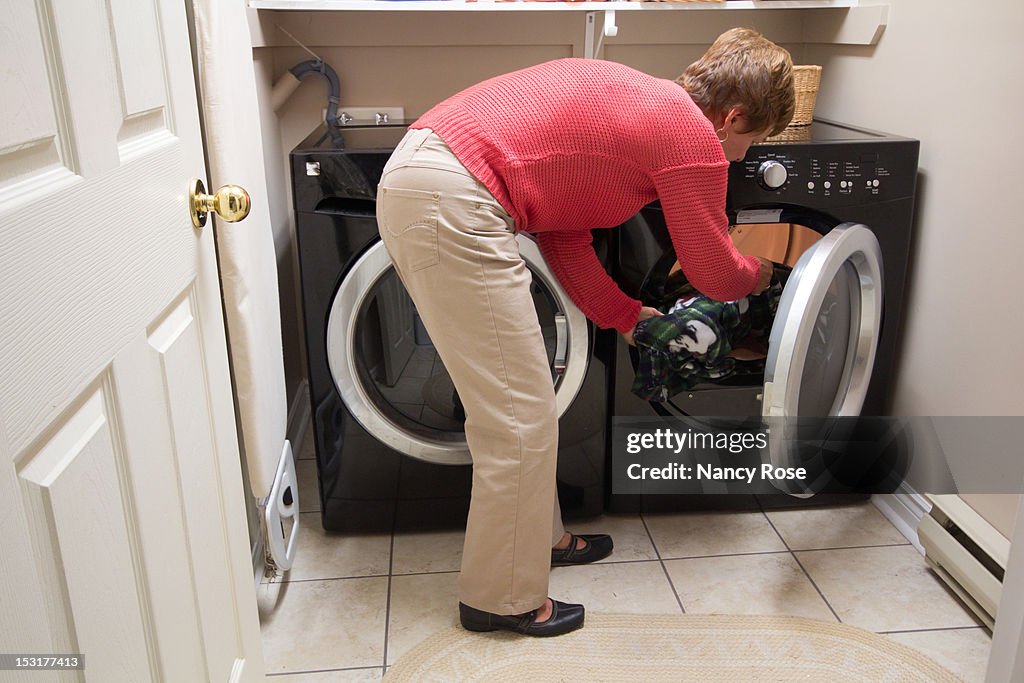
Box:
[459,599,585,637]
[551,532,614,566]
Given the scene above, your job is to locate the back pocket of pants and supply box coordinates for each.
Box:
[379,186,440,272]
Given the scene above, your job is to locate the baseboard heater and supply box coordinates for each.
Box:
[918,494,1010,630]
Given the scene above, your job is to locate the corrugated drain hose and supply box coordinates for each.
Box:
[270,59,342,127]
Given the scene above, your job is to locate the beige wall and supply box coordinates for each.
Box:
[805,0,1024,417]
[252,47,306,417]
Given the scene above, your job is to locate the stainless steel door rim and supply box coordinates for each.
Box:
[326,236,590,465]
[762,222,883,419]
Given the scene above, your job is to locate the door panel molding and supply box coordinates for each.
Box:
[152,291,245,676]
[16,381,154,681]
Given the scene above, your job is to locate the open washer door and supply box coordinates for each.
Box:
[325,235,590,465]
[762,223,884,419]
[760,223,884,496]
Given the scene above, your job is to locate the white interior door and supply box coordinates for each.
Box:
[0,1,263,680]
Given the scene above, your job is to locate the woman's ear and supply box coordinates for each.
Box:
[722,106,748,132]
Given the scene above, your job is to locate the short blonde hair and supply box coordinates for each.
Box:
[678,28,795,136]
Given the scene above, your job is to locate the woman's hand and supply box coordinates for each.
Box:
[751,257,774,295]
[622,306,664,346]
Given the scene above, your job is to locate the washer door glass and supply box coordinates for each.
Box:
[326,236,590,465]
[763,223,884,418]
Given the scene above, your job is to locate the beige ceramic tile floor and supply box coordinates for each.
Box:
[260,432,991,681]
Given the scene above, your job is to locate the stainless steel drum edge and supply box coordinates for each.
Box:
[763,223,883,419]
[515,235,590,415]
[326,237,591,466]
[327,241,472,465]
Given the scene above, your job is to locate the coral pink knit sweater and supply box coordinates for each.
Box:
[413,58,759,335]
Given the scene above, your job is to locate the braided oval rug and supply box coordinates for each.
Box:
[384,613,961,682]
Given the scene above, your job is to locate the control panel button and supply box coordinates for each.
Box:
[807,181,815,190]
[757,160,788,190]
[840,180,849,189]
[873,179,880,187]
[824,181,832,189]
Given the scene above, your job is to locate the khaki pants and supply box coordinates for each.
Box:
[377,128,565,615]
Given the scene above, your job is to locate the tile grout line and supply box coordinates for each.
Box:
[659,549,811,562]
[261,541,915,586]
[756,501,843,624]
[278,544,937,589]
[265,665,387,677]
[641,513,686,615]
[382,498,400,672]
[268,545,910,586]
[878,625,991,636]
[790,542,913,553]
[265,573,391,585]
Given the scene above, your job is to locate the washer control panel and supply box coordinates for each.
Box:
[728,135,918,211]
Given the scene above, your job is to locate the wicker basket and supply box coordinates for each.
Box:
[789,65,822,126]
[765,126,813,142]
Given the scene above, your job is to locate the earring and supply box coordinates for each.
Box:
[716,127,729,143]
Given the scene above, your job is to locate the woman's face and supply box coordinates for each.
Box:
[721,127,769,162]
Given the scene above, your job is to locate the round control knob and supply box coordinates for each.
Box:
[757,160,788,190]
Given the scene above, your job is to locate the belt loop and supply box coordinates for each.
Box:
[413,127,433,151]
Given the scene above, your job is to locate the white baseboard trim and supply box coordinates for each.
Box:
[873,484,932,554]
[286,379,311,456]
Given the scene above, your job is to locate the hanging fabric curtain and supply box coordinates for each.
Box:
[191,0,293,569]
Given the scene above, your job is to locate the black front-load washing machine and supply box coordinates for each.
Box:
[292,123,611,532]
[609,119,919,512]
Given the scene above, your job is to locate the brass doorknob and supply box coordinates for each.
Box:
[190,178,251,228]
